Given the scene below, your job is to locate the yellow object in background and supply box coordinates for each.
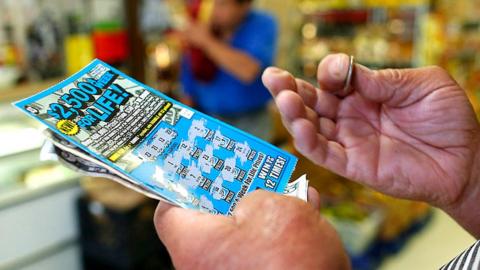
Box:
[364,0,427,7]
[417,12,446,67]
[4,44,18,66]
[198,0,214,23]
[65,34,94,75]
[300,0,428,10]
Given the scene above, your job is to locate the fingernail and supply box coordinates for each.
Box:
[263,67,291,84]
[265,66,284,75]
[328,54,348,80]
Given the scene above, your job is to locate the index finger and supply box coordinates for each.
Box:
[262,67,340,120]
[261,67,297,97]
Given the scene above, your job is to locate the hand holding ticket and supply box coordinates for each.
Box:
[15,59,307,215]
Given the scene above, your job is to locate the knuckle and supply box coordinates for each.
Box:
[236,191,316,225]
[377,68,406,87]
[423,66,459,91]
[278,201,317,232]
[235,191,301,220]
[373,68,411,102]
[237,190,282,210]
[245,189,270,200]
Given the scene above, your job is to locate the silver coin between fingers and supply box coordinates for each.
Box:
[337,55,354,97]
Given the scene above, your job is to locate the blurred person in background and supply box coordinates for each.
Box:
[179,0,277,141]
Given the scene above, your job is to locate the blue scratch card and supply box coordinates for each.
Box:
[14,59,297,215]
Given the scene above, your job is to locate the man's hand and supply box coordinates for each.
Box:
[154,190,350,270]
[180,21,215,49]
[178,20,261,83]
[262,54,480,237]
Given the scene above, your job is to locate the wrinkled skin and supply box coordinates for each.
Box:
[154,190,350,270]
[262,54,480,237]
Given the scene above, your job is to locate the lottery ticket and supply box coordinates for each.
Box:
[15,59,301,215]
[40,135,308,202]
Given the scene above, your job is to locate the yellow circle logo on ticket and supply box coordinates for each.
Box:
[56,119,79,136]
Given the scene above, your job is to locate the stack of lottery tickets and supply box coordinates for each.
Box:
[15,59,308,215]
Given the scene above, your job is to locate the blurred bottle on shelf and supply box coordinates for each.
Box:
[0,23,22,90]
[91,0,128,66]
[65,14,94,75]
[417,0,445,67]
[25,8,64,80]
[0,24,20,67]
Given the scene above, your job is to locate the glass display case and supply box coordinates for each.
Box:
[0,80,82,270]
[0,79,80,206]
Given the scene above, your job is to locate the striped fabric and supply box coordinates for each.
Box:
[440,240,480,270]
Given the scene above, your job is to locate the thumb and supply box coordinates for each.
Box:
[153,202,234,255]
[318,53,455,107]
[307,186,321,210]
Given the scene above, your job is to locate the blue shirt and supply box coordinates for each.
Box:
[181,10,278,116]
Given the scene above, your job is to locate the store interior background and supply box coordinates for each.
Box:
[0,0,479,269]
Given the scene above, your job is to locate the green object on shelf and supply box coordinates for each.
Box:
[93,21,124,32]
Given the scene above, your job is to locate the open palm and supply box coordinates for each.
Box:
[262,54,480,209]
